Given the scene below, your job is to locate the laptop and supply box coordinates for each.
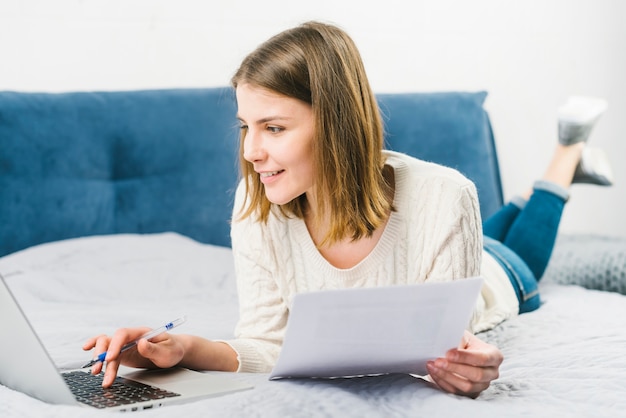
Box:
[0,273,252,412]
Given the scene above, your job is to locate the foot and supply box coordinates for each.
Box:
[558,96,608,145]
[572,146,614,186]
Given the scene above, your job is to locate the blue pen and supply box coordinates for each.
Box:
[82,316,186,368]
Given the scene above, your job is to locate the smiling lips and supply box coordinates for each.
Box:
[260,170,284,178]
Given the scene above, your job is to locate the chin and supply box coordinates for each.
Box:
[265,194,290,206]
[265,191,300,206]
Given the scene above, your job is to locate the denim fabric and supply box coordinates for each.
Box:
[483,237,541,313]
[483,182,567,313]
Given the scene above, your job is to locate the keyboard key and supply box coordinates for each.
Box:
[62,371,180,408]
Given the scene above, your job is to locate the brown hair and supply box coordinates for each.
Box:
[231,21,392,246]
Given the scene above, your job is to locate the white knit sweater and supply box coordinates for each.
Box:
[225,150,518,373]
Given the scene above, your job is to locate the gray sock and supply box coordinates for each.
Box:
[558,122,594,145]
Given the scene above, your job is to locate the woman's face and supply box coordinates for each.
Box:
[236,83,316,206]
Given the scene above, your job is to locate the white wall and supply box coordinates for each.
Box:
[1,0,624,236]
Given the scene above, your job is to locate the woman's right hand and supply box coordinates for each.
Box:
[82,327,186,388]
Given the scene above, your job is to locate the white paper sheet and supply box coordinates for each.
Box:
[269,277,484,379]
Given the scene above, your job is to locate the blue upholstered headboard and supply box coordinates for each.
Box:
[0,88,502,257]
[378,91,502,217]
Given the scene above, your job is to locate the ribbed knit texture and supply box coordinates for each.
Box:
[227,151,515,373]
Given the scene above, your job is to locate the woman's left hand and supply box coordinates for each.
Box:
[426,330,503,398]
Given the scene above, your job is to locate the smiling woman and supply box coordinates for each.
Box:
[235,83,316,207]
[231,22,392,248]
[83,21,613,399]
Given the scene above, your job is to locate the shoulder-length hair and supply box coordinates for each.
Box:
[231,21,392,246]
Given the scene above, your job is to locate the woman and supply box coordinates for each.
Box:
[84,21,612,398]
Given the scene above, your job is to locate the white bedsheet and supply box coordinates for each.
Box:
[1,233,625,417]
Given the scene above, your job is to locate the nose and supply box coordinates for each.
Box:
[242,128,265,163]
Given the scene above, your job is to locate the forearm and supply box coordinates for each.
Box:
[175,334,239,372]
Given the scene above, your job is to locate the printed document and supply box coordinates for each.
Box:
[270,277,483,379]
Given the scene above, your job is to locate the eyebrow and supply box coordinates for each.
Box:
[236,115,292,124]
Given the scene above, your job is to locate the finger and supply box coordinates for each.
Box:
[83,335,110,375]
[100,327,149,387]
[105,327,151,362]
[102,360,121,388]
[438,356,499,384]
[91,362,104,375]
[90,328,148,384]
[136,335,183,369]
[426,360,471,395]
[447,347,503,369]
[82,335,99,351]
[426,362,457,392]
[426,361,486,398]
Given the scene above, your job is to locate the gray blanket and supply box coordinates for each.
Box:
[1,233,625,417]
[543,233,626,295]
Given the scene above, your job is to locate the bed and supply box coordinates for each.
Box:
[1,88,625,417]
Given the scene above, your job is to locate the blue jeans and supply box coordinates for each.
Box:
[482,181,568,313]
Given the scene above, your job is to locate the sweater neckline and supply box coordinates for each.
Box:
[290,151,409,281]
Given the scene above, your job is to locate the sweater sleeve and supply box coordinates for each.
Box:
[222,182,288,373]
[419,179,483,283]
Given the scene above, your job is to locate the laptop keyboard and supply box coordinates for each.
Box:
[62,370,181,409]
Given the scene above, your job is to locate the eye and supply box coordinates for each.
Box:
[239,124,248,131]
[267,126,284,134]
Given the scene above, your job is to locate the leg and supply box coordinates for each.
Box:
[500,185,567,280]
[482,198,523,242]
[483,139,584,241]
[540,143,585,190]
[486,96,612,279]
[491,143,582,280]
[485,96,613,313]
